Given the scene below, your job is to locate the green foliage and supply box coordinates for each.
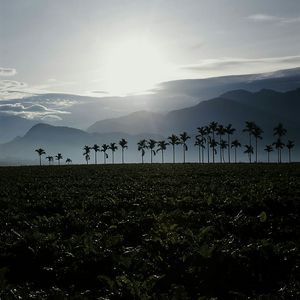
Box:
[0,164,299,298]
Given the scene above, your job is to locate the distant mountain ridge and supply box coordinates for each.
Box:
[87,88,300,135]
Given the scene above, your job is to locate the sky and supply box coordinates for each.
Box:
[1,0,300,121]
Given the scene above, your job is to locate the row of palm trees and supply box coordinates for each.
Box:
[34,149,71,166]
[35,122,296,165]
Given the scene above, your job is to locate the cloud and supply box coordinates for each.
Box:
[0,102,70,120]
[0,67,17,77]
[248,14,300,24]
[182,55,300,77]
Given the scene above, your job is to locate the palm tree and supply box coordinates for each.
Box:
[253,125,263,163]
[286,140,295,163]
[210,138,218,162]
[273,123,287,139]
[231,139,241,163]
[147,139,157,163]
[205,126,211,163]
[244,145,254,163]
[46,155,53,166]
[156,140,169,163]
[194,137,205,163]
[225,124,236,163]
[119,138,128,164]
[273,138,285,163]
[137,139,147,164]
[216,124,226,163]
[91,144,100,164]
[197,126,207,163]
[83,145,91,165]
[66,158,72,164]
[55,153,63,166]
[209,122,218,162]
[35,148,46,166]
[264,145,273,163]
[243,121,256,162]
[168,134,180,163]
[220,139,228,163]
[109,143,118,164]
[101,144,109,164]
[179,132,190,163]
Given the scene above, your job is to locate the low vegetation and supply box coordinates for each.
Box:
[0,164,299,299]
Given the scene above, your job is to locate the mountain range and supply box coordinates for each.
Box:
[0,86,299,164]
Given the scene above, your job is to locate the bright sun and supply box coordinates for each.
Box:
[103,38,169,96]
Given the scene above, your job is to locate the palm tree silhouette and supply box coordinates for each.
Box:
[157,140,169,163]
[194,137,205,163]
[205,126,211,163]
[83,145,91,165]
[101,144,109,164]
[244,145,254,163]
[55,153,63,166]
[197,126,207,163]
[109,142,118,164]
[264,145,273,163]
[273,138,285,163]
[243,121,256,162]
[137,139,147,164]
[253,125,263,163]
[119,138,128,164]
[46,155,53,165]
[66,158,72,164]
[273,123,287,139]
[220,139,228,163]
[35,148,46,166]
[168,134,180,163]
[225,124,236,163]
[179,132,190,163]
[216,124,226,163]
[209,122,218,162]
[209,138,218,163]
[148,139,157,163]
[91,144,100,164]
[286,140,295,163]
[231,139,241,163]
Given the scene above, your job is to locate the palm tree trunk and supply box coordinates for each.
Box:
[235,148,237,163]
[228,135,231,163]
[202,146,204,164]
[198,145,201,163]
[112,151,114,164]
[104,153,106,164]
[212,146,215,163]
[95,151,97,165]
[255,138,258,163]
[151,150,153,164]
[183,144,185,163]
[289,149,291,163]
[162,150,164,163]
[267,152,270,163]
[122,148,124,164]
[219,136,222,163]
[207,141,210,163]
[39,156,41,166]
[172,145,175,164]
[142,155,144,164]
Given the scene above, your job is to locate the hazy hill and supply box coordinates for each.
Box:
[0,123,163,165]
[0,114,39,143]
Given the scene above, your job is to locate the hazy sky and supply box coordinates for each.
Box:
[1,0,300,99]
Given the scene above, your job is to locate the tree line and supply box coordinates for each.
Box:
[35,122,295,165]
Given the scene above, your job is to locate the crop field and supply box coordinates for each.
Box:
[0,164,299,299]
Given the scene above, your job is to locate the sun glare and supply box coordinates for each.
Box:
[103,38,169,96]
